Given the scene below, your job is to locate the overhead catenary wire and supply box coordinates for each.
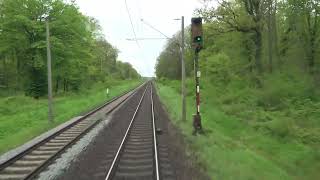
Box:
[140,19,171,39]
[140,18,182,48]
[124,0,140,47]
[126,37,169,41]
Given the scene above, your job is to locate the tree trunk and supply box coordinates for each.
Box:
[308,9,318,74]
[255,29,263,74]
[267,0,273,73]
[303,11,316,73]
[55,77,60,93]
[14,49,20,93]
[308,34,316,73]
[272,0,281,68]
[0,58,5,89]
[245,38,253,73]
[3,56,8,88]
[308,34,315,73]
[63,78,67,92]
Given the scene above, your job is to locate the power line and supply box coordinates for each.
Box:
[140,19,171,39]
[140,19,182,48]
[126,37,169,41]
[124,0,139,47]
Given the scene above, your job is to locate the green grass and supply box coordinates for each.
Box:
[156,80,320,180]
[0,80,141,155]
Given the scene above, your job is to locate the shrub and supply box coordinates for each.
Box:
[262,117,294,138]
[256,72,313,110]
[202,53,234,83]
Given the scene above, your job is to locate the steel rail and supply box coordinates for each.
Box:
[151,85,160,180]
[105,83,149,180]
[0,82,146,180]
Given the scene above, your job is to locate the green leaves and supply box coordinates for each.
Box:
[0,0,139,98]
[31,41,46,49]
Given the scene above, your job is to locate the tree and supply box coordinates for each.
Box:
[155,37,181,79]
[0,0,139,97]
[0,0,50,97]
[197,0,270,74]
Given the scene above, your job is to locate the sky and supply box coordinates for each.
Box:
[75,0,203,77]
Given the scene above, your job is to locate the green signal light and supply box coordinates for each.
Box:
[194,36,202,43]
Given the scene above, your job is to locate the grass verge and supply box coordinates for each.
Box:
[0,80,141,155]
[156,80,320,180]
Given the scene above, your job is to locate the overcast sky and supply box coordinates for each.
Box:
[75,0,203,77]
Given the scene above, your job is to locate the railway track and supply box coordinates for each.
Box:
[0,83,146,180]
[105,83,160,180]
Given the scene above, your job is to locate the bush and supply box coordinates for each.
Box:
[201,52,234,83]
[256,72,313,110]
[252,115,293,138]
[295,127,320,144]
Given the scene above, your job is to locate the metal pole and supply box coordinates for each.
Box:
[193,50,202,134]
[181,16,186,122]
[195,52,200,115]
[46,19,54,122]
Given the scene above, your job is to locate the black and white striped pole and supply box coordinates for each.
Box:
[193,50,202,134]
[191,17,203,135]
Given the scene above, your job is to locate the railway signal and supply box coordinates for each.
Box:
[191,17,203,52]
[191,17,203,135]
